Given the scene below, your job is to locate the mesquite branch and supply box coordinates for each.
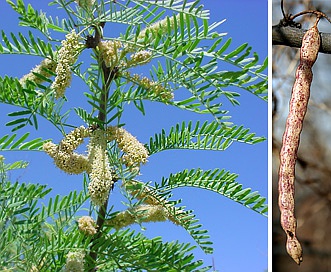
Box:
[272,24,331,54]
[86,22,116,271]
[275,1,331,53]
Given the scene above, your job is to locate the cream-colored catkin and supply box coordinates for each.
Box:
[278,22,320,265]
[106,126,149,169]
[135,14,180,47]
[19,58,57,86]
[123,180,184,225]
[87,129,113,206]
[42,126,90,174]
[105,204,170,230]
[75,0,95,8]
[122,72,174,101]
[65,251,85,272]
[77,216,98,235]
[52,30,81,99]
[98,40,123,68]
[124,179,161,205]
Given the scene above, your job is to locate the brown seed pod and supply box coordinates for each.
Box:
[278,21,320,265]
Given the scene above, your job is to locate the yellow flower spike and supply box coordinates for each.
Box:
[52,30,82,99]
[98,40,123,68]
[107,126,149,169]
[87,129,113,206]
[78,216,98,235]
[19,58,56,87]
[75,0,95,8]
[105,205,167,230]
[65,251,85,272]
[43,126,90,174]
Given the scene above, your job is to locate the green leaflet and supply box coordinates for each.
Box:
[6,0,70,38]
[0,76,67,131]
[0,171,210,270]
[92,229,211,271]
[122,179,213,254]
[0,133,46,151]
[158,168,268,216]
[2,160,29,171]
[127,0,209,19]
[0,174,89,271]
[0,30,54,58]
[147,120,266,155]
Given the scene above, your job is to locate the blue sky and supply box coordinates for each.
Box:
[0,1,268,271]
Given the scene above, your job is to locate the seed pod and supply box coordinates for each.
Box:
[278,22,320,265]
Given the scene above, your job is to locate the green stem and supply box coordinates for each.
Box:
[87,23,118,271]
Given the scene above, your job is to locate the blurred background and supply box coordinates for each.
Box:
[273,0,331,271]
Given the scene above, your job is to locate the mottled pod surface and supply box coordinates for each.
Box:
[278,24,320,265]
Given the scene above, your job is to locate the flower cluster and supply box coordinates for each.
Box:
[106,204,168,230]
[122,179,185,226]
[127,50,152,67]
[137,14,180,43]
[98,40,123,68]
[59,126,89,153]
[52,30,81,99]
[43,126,90,174]
[107,126,149,169]
[65,251,85,272]
[29,259,46,272]
[78,216,98,235]
[87,129,113,206]
[44,142,89,174]
[19,58,56,87]
[125,179,159,205]
[124,72,174,101]
[124,14,180,53]
[75,0,95,8]
[44,126,149,206]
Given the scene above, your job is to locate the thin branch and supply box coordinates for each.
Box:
[97,63,118,122]
[88,199,108,271]
[86,22,118,272]
[272,24,331,54]
[280,0,286,19]
[290,10,331,24]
